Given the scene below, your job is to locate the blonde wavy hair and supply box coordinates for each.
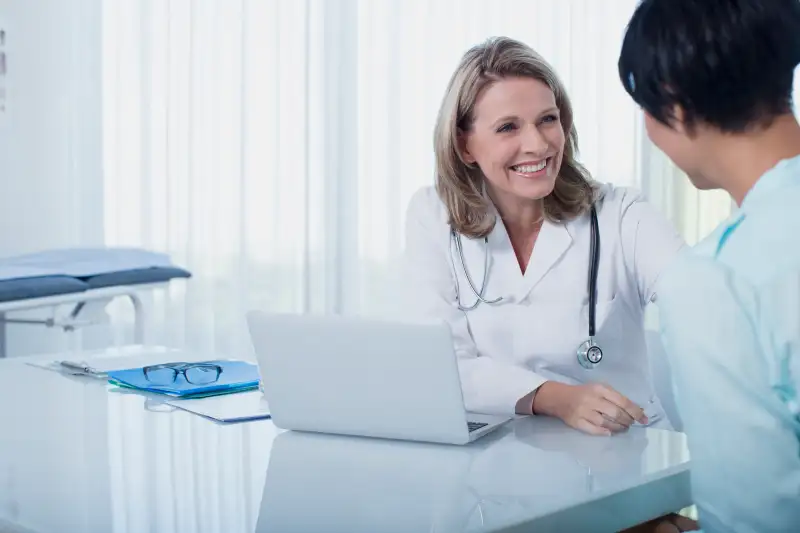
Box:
[434,36,597,238]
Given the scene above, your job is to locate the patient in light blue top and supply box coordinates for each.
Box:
[656,160,800,533]
[618,1,800,532]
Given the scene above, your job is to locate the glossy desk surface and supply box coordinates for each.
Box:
[0,346,692,533]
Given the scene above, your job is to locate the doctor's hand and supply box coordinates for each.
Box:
[532,382,648,436]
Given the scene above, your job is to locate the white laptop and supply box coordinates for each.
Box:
[246,311,511,445]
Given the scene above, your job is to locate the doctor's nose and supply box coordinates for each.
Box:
[520,124,549,156]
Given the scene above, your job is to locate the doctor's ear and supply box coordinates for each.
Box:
[457,128,477,166]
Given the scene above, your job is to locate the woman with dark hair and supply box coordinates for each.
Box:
[619,0,800,531]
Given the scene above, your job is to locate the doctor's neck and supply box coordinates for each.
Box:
[487,189,545,232]
[702,114,800,206]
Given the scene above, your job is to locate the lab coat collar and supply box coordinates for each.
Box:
[487,212,573,303]
[516,219,573,301]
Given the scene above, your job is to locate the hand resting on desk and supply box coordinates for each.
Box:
[532,382,648,436]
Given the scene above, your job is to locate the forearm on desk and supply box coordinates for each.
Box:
[516,381,562,416]
[458,357,546,415]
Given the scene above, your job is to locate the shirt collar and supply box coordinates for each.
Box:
[710,154,800,256]
[740,153,800,211]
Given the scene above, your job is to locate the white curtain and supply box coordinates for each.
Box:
[102,0,736,358]
[96,2,800,529]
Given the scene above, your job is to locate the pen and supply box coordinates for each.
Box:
[59,360,106,377]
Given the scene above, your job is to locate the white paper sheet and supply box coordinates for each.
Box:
[166,391,271,423]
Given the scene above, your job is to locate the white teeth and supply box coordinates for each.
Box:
[512,160,547,173]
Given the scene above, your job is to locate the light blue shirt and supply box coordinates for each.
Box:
[656,154,800,533]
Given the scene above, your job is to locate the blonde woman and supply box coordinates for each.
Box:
[403,37,685,436]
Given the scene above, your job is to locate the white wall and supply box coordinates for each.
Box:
[0,0,104,356]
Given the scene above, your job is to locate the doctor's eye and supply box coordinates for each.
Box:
[540,114,559,124]
[496,122,517,133]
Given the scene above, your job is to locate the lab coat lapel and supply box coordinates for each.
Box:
[514,221,573,301]
[485,218,521,299]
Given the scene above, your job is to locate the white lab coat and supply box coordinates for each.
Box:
[402,183,685,420]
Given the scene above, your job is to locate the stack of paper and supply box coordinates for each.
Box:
[26,350,271,423]
[107,360,261,399]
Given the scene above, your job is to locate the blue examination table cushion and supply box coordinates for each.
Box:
[0,248,192,303]
[0,276,89,303]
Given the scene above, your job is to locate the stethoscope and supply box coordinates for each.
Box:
[449,204,603,369]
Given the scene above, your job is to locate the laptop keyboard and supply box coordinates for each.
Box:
[467,421,488,432]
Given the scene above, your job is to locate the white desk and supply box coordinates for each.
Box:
[0,346,692,533]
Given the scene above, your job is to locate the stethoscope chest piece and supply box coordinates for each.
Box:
[577,337,603,370]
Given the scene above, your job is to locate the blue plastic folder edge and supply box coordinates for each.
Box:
[106,360,261,398]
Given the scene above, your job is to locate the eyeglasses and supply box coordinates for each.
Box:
[142,362,223,385]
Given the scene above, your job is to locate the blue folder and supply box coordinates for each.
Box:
[107,360,261,398]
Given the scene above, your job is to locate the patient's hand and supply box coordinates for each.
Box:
[618,513,700,533]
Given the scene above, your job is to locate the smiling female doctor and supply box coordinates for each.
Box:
[403,37,685,436]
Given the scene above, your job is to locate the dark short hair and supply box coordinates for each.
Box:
[618,0,800,133]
